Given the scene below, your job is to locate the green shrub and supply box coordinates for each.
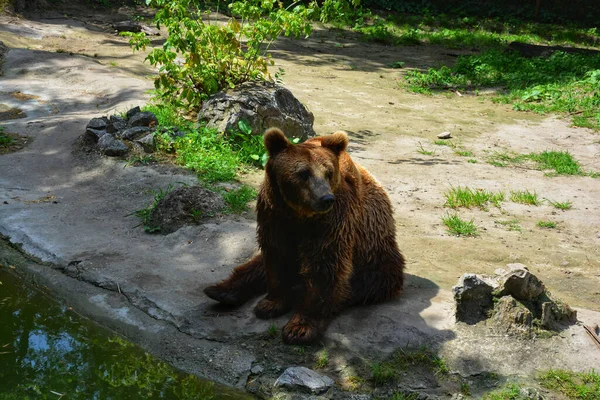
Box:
[127,0,312,113]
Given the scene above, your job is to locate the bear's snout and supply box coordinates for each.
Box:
[315,193,335,212]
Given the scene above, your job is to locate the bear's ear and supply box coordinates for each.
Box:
[264,128,290,156]
[321,131,349,155]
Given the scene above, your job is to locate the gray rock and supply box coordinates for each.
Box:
[87,117,108,131]
[129,111,158,128]
[199,81,315,141]
[453,273,497,324]
[98,134,129,156]
[135,133,155,153]
[121,126,152,141]
[489,295,533,335]
[107,115,127,134]
[437,131,452,139]
[251,364,264,375]
[540,296,577,330]
[274,366,333,395]
[126,106,141,120]
[495,264,545,301]
[85,127,107,142]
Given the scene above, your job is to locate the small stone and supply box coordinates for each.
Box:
[129,111,158,128]
[86,127,107,142]
[107,115,127,134]
[496,264,545,301]
[437,131,452,139]
[121,126,151,141]
[274,367,333,395]
[251,365,264,375]
[135,133,155,153]
[126,106,141,120]
[86,117,107,131]
[98,133,129,156]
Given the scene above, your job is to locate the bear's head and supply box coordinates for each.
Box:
[264,128,349,216]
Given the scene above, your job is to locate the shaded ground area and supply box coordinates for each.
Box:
[1,5,600,399]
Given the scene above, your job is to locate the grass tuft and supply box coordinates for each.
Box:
[537,220,557,229]
[539,369,600,399]
[495,219,522,232]
[442,214,478,237]
[510,190,541,205]
[444,186,504,210]
[371,362,396,385]
[546,199,572,210]
[313,348,329,369]
[528,151,583,175]
[221,186,257,214]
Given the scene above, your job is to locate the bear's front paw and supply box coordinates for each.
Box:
[204,285,243,306]
[254,297,290,319]
[282,314,320,344]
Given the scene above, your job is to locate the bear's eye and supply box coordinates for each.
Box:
[298,169,311,181]
[325,169,333,180]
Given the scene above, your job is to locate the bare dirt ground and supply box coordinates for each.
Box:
[1,4,600,398]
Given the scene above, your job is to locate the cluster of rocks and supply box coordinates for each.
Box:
[84,106,164,157]
[199,81,316,141]
[453,263,577,336]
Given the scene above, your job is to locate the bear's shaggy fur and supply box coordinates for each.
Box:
[204,128,405,344]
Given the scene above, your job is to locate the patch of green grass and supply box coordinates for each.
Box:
[483,383,525,400]
[455,149,473,157]
[546,199,572,210]
[537,220,557,228]
[371,362,396,385]
[0,126,14,146]
[539,369,600,399]
[467,159,478,163]
[134,184,175,233]
[390,61,405,69]
[510,190,541,205]
[221,185,257,214]
[434,139,451,146]
[442,213,479,237]
[313,348,329,369]
[124,154,156,167]
[461,381,472,396]
[267,323,278,338]
[404,50,600,130]
[528,151,583,175]
[487,151,528,167]
[444,186,505,210]
[495,219,522,232]
[417,142,436,156]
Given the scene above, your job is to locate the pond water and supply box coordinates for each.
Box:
[0,268,254,400]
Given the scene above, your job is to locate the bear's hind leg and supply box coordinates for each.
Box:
[204,253,267,306]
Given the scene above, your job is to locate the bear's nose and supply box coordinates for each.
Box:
[319,194,335,209]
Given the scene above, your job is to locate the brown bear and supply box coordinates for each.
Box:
[204,128,405,344]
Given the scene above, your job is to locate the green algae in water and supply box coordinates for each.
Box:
[0,269,253,399]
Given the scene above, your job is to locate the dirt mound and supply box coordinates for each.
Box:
[147,186,225,234]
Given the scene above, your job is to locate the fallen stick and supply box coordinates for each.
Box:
[583,325,600,350]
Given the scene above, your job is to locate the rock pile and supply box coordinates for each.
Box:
[453,264,577,336]
[83,107,160,157]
